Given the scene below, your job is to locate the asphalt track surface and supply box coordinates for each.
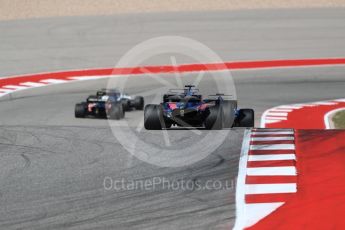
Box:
[0,8,345,229]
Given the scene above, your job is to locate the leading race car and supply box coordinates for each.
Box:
[96,88,145,111]
[144,85,254,130]
[75,89,144,120]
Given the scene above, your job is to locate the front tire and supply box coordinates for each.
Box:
[134,96,144,110]
[75,103,86,118]
[144,104,164,130]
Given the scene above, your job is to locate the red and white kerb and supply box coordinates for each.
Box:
[235,129,297,229]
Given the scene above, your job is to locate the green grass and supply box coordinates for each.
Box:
[332,110,345,129]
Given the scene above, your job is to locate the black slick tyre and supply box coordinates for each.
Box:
[204,105,223,130]
[221,100,236,128]
[122,99,131,111]
[144,104,163,130]
[108,103,124,120]
[134,96,144,110]
[75,103,86,118]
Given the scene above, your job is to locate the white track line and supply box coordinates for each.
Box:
[251,136,294,141]
[3,85,29,90]
[234,129,251,230]
[312,101,337,105]
[269,108,293,112]
[69,76,111,80]
[264,120,281,124]
[265,112,288,117]
[20,82,47,87]
[253,129,292,132]
[265,116,287,121]
[250,144,295,150]
[40,79,68,84]
[278,105,302,109]
[248,154,296,161]
[301,104,317,107]
[247,166,296,176]
[245,183,296,194]
[0,88,15,93]
[251,131,294,135]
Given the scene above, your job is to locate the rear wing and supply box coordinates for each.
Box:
[168,88,200,94]
[97,88,120,96]
[206,93,235,100]
[87,95,109,102]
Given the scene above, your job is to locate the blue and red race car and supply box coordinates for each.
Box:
[144,85,254,130]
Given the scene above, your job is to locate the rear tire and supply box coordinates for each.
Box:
[134,96,144,110]
[75,103,86,118]
[237,109,254,127]
[221,100,236,128]
[204,105,223,130]
[144,104,164,130]
[108,103,124,120]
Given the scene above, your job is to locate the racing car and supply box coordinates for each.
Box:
[144,85,254,130]
[75,89,144,120]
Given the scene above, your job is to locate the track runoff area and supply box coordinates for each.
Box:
[1,58,345,229]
